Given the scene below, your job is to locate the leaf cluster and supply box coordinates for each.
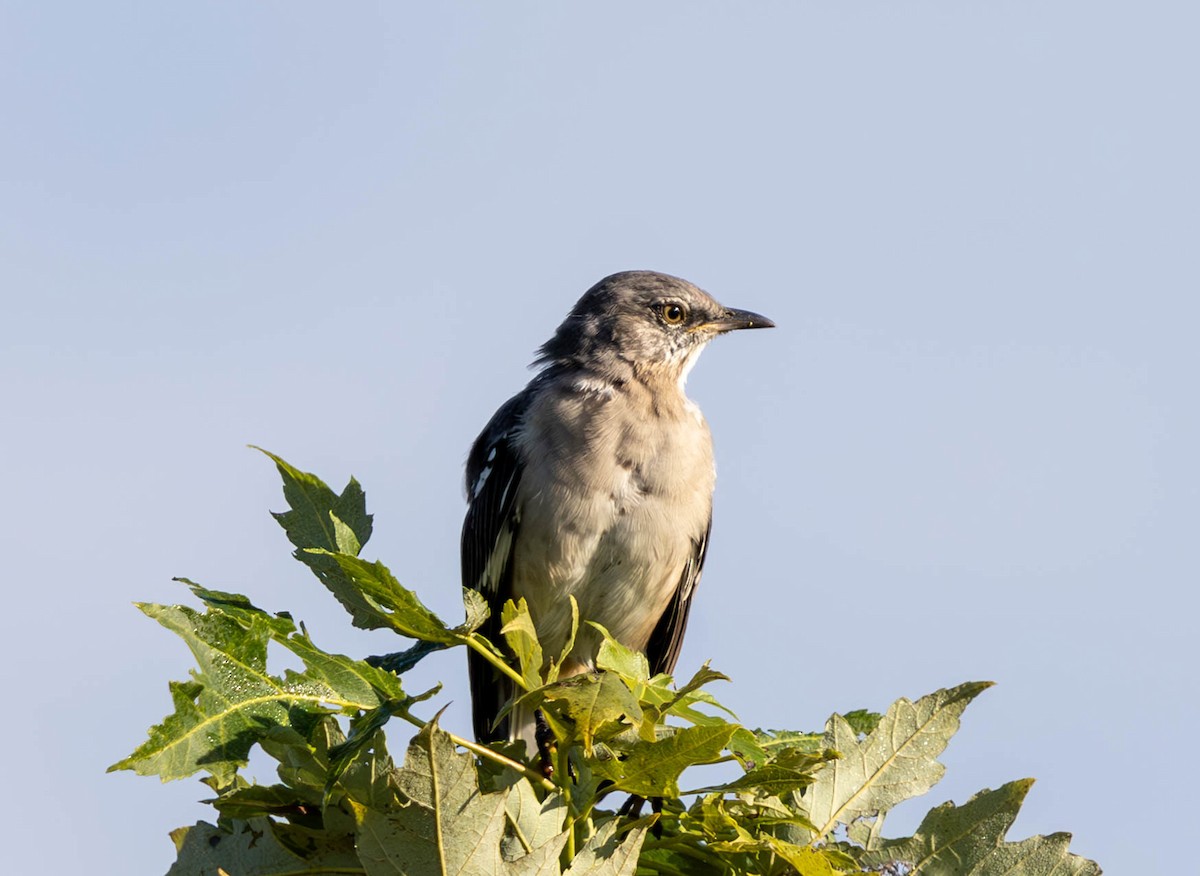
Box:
[114,451,1101,875]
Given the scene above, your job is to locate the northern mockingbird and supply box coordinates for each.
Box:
[462,270,773,751]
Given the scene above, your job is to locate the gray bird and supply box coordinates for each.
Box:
[462,270,773,751]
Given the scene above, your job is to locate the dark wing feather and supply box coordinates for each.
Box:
[461,393,528,743]
[645,513,712,677]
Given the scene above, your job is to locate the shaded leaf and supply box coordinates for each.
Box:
[166,818,361,875]
[310,550,461,644]
[325,699,409,797]
[728,727,768,768]
[841,708,882,738]
[860,780,1101,875]
[208,783,323,827]
[562,818,648,876]
[504,782,566,860]
[689,763,819,797]
[257,448,373,553]
[356,723,566,876]
[257,447,385,630]
[366,640,450,675]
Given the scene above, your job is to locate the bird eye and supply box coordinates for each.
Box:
[659,303,688,325]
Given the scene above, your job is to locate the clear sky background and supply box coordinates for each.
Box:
[2,3,1195,873]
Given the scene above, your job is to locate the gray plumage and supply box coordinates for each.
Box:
[461,270,773,750]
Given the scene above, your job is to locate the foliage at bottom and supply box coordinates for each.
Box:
[113,451,1101,875]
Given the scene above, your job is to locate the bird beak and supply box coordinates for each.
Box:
[705,307,776,333]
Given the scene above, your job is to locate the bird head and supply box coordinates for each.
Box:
[536,271,774,382]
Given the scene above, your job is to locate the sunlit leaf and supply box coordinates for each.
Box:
[801,681,994,839]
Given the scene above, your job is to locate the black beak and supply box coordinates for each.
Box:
[711,307,775,332]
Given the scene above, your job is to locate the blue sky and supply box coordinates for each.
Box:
[2,3,1195,872]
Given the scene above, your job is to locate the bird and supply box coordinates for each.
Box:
[461,270,773,754]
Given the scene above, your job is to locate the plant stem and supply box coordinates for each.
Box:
[398,711,555,792]
[464,633,530,690]
[557,743,577,863]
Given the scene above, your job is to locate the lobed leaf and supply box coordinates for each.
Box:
[801,681,994,840]
[503,782,566,860]
[257,447,386,631]
[355,723,566,876]
[593,622,651,684]
[859,780,1101,875]
[111,592,408,784]
[527,671,643,754]
[502,598,546,691]
[562,819,649,876]
[310,550,461,644]
[166,818,361,875]
[596,723,737,798]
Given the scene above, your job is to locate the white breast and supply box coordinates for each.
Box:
[511,378,714,670]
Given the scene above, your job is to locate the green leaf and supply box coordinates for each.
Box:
[257,447,386,630]
[126,451,1105,876]
[355,723,566,876]
[502,598,546,691]
[366,640,450,675]
[166,818,361,875]
[276,624,409,704]
[110,606,315,783]
[462,587,491,633]
[325,697,411,797]
[688,762,818,797]
[330,510,363,555]
[762,837,838,876]
[633,663,735,742]
[528,671,643,754]
[753,727,826,754]
[257,447,373,552]
[549,595,580,682]
[176,580,295,636]
[668,663,732,706]
[860,780,1101,875]
[288,720,400,815]
[254,720,347,803]
[111,598,405,783]
[593,622,650,683]
[503,782,566,860]
[802,681,993,839]
[729,727,768,768]
[310,550,462,644]
[841,708,882,738]
[599,723,737,798]
[562,818,648,876]
[208,783,324,827]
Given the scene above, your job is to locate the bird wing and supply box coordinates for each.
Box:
[644,513,712,677]
[461,394,527,743]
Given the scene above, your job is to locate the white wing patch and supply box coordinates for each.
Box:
[471,443,503,498]
[572,376,617,398]
[478,513,514,593]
